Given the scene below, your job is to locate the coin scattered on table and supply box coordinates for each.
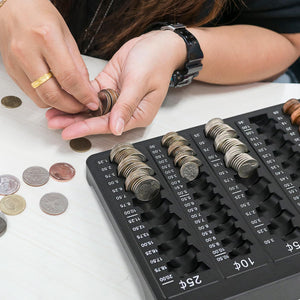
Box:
[0,212,7,237]
[49,162,76,182]
[40,192,68,215]
[22,166,49,187]
[69,137,92,152]
[0,194,26,215]
[0,174,20,195]
[1,96,22,108]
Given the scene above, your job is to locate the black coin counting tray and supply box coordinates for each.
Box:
[86,103,300,300]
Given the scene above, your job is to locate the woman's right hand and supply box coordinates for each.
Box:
[0,0,99,113]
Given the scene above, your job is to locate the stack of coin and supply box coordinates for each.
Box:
[214,132,248,154]
[282,98,300,129]
[110,143,160,202]
[205,118,237,139]
[162,132,202,181]
[224,146,259,178]
[90,88,119,117]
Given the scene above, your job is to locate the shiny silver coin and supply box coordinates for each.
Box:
[204,118,224,137]
[131,176,161,202]
[125,169,150,191]
[219,138,248,154]
[40,193,68,215]
[0,174,20,196]
[230,153,259,178]
[0,212,7,237]
[224,145,247,168]
[168,143,195,157]
[22,166,49,187]
[214,131,238,152]
[180,161,200,181]
[161,132,179,147]
[209,123,237,140]
[118,158,154,178]
[110,143,134,162]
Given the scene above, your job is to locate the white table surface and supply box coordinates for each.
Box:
[0,54,300,300]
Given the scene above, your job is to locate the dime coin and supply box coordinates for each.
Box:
[0,174,20,195]
[1,96,22,108]
[0,194,26,215]
[180,161,200,181]
[22,166,49,187]
[40,192,68,215]
[0,212,7,237]
[49,162,76,182]
[132,176,161,202]
[69,137,92,152]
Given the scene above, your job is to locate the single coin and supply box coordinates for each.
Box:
[180,161,200,181]
[69,137,92,152]
[0,174,20,195]
[22,166,49,187]
[49,162,76,182]
[1,96,22,108]
[0,194,26,215]
[40,192,68,215]
[0,212,7,237]
[282,98,300,114]
[132,176,161,202]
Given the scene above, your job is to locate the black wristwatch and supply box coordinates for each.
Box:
[161,23,203,88]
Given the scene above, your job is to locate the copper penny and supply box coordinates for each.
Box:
[291,107,300,125]
[282,98,300,115]
[49,162,76,182]
[69,137,92,152]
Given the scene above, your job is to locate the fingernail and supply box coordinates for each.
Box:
[115,118,124,136]
[87,102,99,111]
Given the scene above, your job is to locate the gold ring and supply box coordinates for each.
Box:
[31,72,53,89]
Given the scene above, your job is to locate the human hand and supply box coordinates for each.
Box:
[0,0,99,113]
[46,30,186,139]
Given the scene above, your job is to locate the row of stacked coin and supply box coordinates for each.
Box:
[205,118,259,178]
[110,143,160,202]
[161,132,202,182]
[283,98,300,129]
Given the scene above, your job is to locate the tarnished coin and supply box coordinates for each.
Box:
[0,174,20,195]
[49,162,76,182]
[282,98,300,115]
[69,137,92,152]
[0,212,7,237]
[22,166,49,187]
[1,96,22,108]
[111,144,146,164]
[110,143,134,162]
[180,161,200,181]
[132,176,161,202]
[0,194,26,215]
[40,193,68,215]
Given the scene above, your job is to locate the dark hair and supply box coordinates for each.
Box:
[52,0,228,59]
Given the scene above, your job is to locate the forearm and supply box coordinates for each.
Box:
[187,25,299,85]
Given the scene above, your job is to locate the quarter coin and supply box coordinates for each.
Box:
[40,192,68,215]
[0,194,26,215]
[0,174,20,195]
[22,166,49,187]
[0,212,7,237]
[1,96,22,108]
[49,162,76,182]
[69,137,92,152]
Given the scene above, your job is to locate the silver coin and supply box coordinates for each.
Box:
[180,161,200,181]
[168,143,195,157]
[204,118,224,137]
[224,145,247,168]
[180,155,202,167]
[0,212,7,237]
[132,176,161,202]
[125,169,150,191]
[22,166,49,187]
[40,193,68,215]
[118,159,154,177]
[214,131,238,152]
[0,174,20,196]
[209,123,237,140]
[161,132,179,147]
[230,153,259,178]
[219,138,248,154]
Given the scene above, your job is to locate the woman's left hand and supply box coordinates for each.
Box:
[46,30,186,139]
